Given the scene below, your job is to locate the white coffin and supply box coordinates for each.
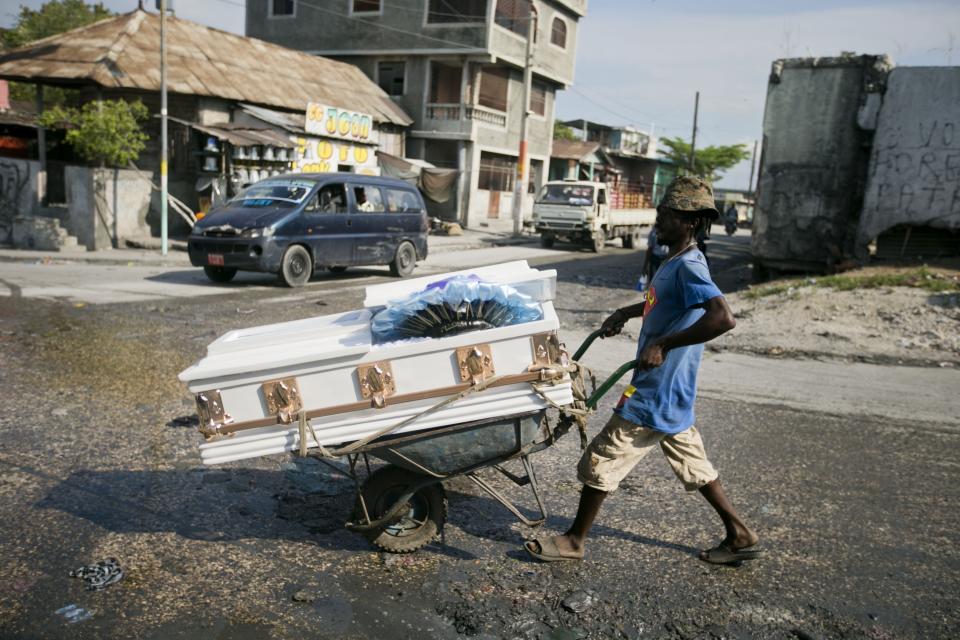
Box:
[179,261,573,465]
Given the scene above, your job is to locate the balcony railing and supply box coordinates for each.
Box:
[425,103,508,128]
[466,105,507,127]
[425,103,462,120]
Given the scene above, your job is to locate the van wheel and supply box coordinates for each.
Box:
[390,241,417,278]
[622,228,640,249]
[279,245,313,287]
[203,266,237,283]
[540,234,555,248]
[328,266,348,273]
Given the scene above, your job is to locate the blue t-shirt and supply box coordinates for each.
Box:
[614,248,722,434]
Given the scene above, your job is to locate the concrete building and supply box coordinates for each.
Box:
[558,119,675,208]
[246,0,587,231]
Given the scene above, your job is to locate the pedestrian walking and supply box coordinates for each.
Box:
[524,175,761,565]
[638,226,670,291]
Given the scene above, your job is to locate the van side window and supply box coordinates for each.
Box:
[313,184,347,213]
[385,188,423,213]
[353,185,386,213]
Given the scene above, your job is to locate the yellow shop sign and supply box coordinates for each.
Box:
[304,103,378,144]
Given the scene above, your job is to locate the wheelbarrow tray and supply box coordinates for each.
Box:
[362,411,544,477]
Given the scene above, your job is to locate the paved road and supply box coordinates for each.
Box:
[0,244,563,304]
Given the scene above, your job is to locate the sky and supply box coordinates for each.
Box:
[3,0,958,189]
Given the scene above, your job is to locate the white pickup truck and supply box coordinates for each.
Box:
[531,180,657,252]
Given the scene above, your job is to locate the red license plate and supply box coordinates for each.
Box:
[207,253,224,266]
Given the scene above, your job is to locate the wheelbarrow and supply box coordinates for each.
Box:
[307,329,635,553]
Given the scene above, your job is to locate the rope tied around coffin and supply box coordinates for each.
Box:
[529,359,596,450]
[297,374,508,459]
[295,358,594,458]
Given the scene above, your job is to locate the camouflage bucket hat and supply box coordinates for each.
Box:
[658,175,720,221]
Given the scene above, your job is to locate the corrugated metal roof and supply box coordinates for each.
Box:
[551,139,601,160]
[167,115,293,148]
[0,9,412,127]
[238,103,305,134]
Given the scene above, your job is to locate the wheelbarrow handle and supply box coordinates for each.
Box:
[571,329,607,361]
[586,360,636,409]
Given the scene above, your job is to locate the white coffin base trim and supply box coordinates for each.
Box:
[199,382,573,465]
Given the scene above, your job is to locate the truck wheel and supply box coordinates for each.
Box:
[203,266,237,283]
[279,245,313,288]
[389,241,417,278]
[589,233,605,253]
[356,466,447,553]
[622,228,641,249]
[540,234,555,248]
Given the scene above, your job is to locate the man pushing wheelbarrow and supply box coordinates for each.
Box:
[524,175,762,566]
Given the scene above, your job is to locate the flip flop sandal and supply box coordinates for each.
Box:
[524,536,584,562]
[699,543,763,565]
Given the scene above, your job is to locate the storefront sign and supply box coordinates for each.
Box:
[293,137,379,176]
[304,103,379,145]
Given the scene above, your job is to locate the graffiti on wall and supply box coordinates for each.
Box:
[0,160,29,234]
[867,120,960,216]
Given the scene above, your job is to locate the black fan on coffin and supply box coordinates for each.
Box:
[392,298,517,339]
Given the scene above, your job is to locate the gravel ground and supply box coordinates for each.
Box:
[1,235,958,638]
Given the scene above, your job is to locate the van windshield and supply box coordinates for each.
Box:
[231,179,317,207]
[537,184,595,206]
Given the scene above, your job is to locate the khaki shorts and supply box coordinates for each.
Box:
[577,413,718,492]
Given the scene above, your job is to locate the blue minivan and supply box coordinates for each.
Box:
[188,173,429,287]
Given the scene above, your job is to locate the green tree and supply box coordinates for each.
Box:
[658,136,751,183]
[553,121,580,142]
[2,0,114,105]
[38,99,149,167]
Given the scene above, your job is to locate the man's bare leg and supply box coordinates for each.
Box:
[698,478,758,555]
[530,485,607,557]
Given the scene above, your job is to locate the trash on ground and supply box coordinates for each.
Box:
[69,558,123,591]
[561,589,597,613]
[55,604,94,624]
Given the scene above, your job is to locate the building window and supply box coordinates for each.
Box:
[530,81,546,116]
[427,0,487,24]
[351,0,380,13]
[494,0,528,36]
[270,0,295,17]
[479,151,516,192]
[430,62,462,103]
[478,67,509,112]
[550,16,567,48]
[378,61,405,96]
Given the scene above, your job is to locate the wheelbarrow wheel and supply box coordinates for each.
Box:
[356,466,447,553]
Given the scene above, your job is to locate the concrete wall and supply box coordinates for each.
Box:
[858,67,960,249]
[66,166,154,250]
[752,55,890,273]
[490,0,579,85]
[0,158,40,244]
[247,0,488,53]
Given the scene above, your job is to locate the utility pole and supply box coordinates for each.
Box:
[511,1,537,236]
[747,139,758,195]
[689,91,699,173]
[160,0,169,255]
